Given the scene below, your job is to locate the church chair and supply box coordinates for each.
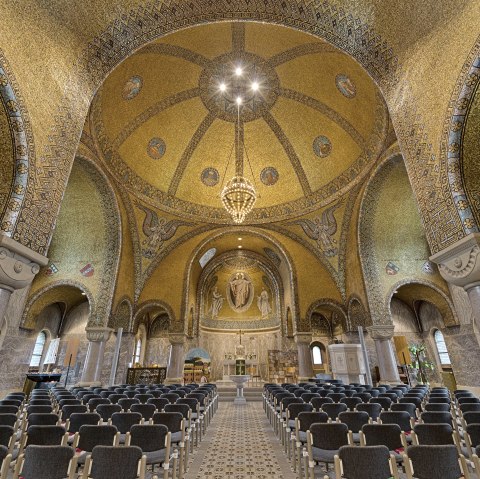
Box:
[95,404,121,422]
[294,412,329,476]
[87,398,111,412]
[131,403,156,421]
[360,424,406,463]
[61,404,87,422]
[74,424,120,465]
[13,445,77,479]
[279,398,303,439]
[333,445,399,479]
[81,445,146,479]
[148,390,163,398]
[113,388,127,395]
[352,392,372,403]
[65,412,101,439]
[371,387,387,395]
[27,413,60,427]
[391,402,418,419]
[125,391,138,399]
[285,403,313,458]
[403,444,470,479]
[411,423,458,447]
[147,397,169,411]
[400,396,423,412]
[0,400,22,409]
[126,386,137,391]
[176,398,201,447]
[161,393,181,404]
[126,425,172,479]
[306,422,350,479]
[18,425,69,458]
[326,393,346,403]
[294,388,309,398]
[321,403,348,421]
[76,390,94,400]
[110,412,142,443]
[340,397,362,411]
[427,396,451,405]
[93,388,108,395]
[152,412,185,478]
[342,390,356,398]
[164,404,192,472]
[311,397,333,412]
[379,392,399,403]
[108,393,128,404]
[0,425,16,457]
[26,405,53,416]
[81,394,101,405]
[331,387,346,394]
[390,388,405,398]
[338,411,370,443]
[458,396,480,405]
[356,402,382,422]
[301,393,320,404]
[424,402,451,412]
[370,397,392,411]
[0,445,11,479]
[186,393,208,432]
[350,386,366,394]
[379,411,414,444]
[420,411,454,431]
[58,398,81,409]
[134,393,154,404]
[119,399,140,412]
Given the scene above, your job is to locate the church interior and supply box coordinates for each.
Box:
[0,1,480,478]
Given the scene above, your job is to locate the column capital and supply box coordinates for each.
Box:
[366,324,395,341]
[168,333,187,345]
[294,332,312,345]
[430,233,480,290]
[0,234,48,291]
[86,326,113,342]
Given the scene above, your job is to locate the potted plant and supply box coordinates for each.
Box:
[408,342,435,384]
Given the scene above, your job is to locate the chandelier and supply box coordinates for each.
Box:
[219,64,259,223]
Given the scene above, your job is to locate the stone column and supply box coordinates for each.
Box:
[79,327,113,386]
[366,325,400,383]
[430,233,480,329]
[166,334,186,384]
[0,234,48,319]
[294,332,314,381]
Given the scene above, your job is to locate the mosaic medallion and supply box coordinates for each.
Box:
[199,51,280,123]
[147,137,166,159]
[336,74,356,98]
[260,167,279,186]
[201,167,219,187]
[313,135,332,158]
[122,75,142,100]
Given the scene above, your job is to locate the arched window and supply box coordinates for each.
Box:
[311,344,323,365]
[199,248,216,268]
[434,330,451,366]
[133,338,142,365]
[30,331,47,368]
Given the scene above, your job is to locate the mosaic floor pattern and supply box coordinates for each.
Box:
[185,401,297,479]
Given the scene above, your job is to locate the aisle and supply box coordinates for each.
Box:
[185,401,297,479]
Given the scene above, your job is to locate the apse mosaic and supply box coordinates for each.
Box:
[313,135,332,158]
[122,75,142,100]
[147,138,166,159]
[260,167,279,186]
[336,74,356,98]
[201,168,219,187]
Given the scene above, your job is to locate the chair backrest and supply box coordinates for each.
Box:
[19,445,75,479]
[322,402,348,420]
[96,404,122,422]
[26,425,66,446]
[133,394,154,404]
[338,411,369,433]
[146,397,170,411]
[58,399,81,408]
[108,394,128,404]
[176,398,199,413]
[281,397,303,410]
[0,426,13,448]
[458,396,480,404]
[341,397,363,411]
[0,413,17,427]
[77,425,118,452]
[287,403,313,420]
[118,398,140,411]
[413,424,454,446]
[110,412,142,434]
[61,405,88,421]
[338,445,393,479]
[391,402,417,417]
[129,424,168,452]
[362,424,402,450]
[380,411,412,432]
[356,403,382,421]
[310,422,349,450]
[88,445,143,479]
[370,397,392,410]
[130,403,156,420]
[406,445,463,479]
[161,393,180,404]
[164,403,190,420]
[427,396,450,404]
[88,398,111,411]
[424,403,450,412]
[311,397,333,410]
[27,405,53,415]
[67,413,100,433]
[463,411,480,425]
[421,411,452,425]
[466,423,480,448]
[326,392,347,403]
[353,392,372,403]
[28,413,59,426]
[28,399,51,406]
[152,412,183,433]
[300,393,320,403]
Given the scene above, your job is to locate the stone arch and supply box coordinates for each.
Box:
[347,295,369,331]
[0,51,35,238]
[109,296,133,331]
[306,298,348,337]
[132,300,175,334]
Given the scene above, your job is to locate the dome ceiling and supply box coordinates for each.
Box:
[91,21,389,224]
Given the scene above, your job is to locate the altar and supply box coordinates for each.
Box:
[222,354,259,380]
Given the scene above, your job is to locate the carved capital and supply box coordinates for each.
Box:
[0,234,48,291]
[294,332,312,345]
[86,326,113,342]
[430,233,480,290]
[367,324,395,341]
[168,333,187,346]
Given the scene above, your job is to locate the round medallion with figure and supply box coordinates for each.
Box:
[147,138,166,159]
[122,75,143,100]
[313,135,332,158]
[260,167,279,186]
[335,74,356,99]
[201,168,220,187]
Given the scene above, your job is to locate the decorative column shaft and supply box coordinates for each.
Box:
[294,332,314,381]
[166,334,186,384]
[430,233,480,329]
[366,325,400,383]
[79,327,113,385]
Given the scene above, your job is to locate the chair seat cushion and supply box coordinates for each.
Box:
[171,431,182,443]
[312,447,338,463]
[145,449,167,465]
[298,431,307,443]
[288,419,295,429]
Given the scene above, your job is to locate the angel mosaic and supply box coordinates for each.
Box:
[290,202,342,257]
[136,202,193,258]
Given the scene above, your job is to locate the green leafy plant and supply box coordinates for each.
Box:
[408,342,435,384]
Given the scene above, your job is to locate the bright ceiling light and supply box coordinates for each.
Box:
[238,237,242,241]
[235,66,243,76]
[251,81,259,91]
[236,96,242,105]
[238,245,242,248]
[219,82,227,92]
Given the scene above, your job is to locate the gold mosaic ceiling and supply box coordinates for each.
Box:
[92,21,389,223]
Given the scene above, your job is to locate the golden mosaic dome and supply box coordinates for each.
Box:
[91,21,389,223]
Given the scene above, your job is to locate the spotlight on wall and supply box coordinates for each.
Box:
[251,81,259,91]
[219,82,227,92]
[235,66,243,76]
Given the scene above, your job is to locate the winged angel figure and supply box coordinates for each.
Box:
[290,202,342,257]
[136,202,193,258]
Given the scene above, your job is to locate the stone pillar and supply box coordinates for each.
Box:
[0,234,47,319]
[366,325,400,383]
[79,327,113,386]
[430,233,480,329]
[166,334,186,384]
[294,332,314,381]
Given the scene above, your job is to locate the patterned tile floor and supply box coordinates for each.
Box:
[185,401,297,479]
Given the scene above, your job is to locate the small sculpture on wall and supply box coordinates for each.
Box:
[257,288,272,318]
[136,202,193,258]
[210,286,224,319]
